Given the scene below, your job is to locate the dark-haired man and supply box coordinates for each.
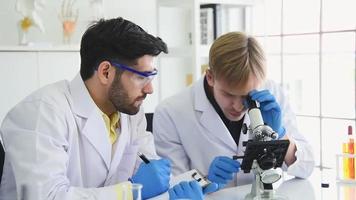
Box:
[0,17,171,200]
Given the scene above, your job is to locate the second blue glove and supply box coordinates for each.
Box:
[131,158,171,199]
[207,156,240,186]
[169,181,204,200]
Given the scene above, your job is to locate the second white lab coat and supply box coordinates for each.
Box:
[153,77,315,186]
[0,74,158,200]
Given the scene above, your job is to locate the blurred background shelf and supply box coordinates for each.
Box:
[156,0,262,101]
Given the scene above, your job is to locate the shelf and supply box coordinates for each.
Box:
[199,0,262,6]
[160,46,194,58]
[159,45,212,58]
[200,44,212,58]
[157,0,262,7]
[0,44,80,52]
[156,0,263,102]
[157,0,192,8]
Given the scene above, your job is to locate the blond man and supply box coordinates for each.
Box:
[153,32,315,192]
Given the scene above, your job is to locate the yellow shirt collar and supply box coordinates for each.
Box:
[99,109,120,144]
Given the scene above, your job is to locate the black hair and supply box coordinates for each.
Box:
[80,17,168,81]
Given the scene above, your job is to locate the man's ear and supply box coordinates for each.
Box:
[97,61,114,85]
[205,69,215,87]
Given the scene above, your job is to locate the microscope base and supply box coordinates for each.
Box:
[245,190,288,200]
[244,160,288,200]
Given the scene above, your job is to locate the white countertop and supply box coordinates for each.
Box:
[0,44,80,52]
[206,168,355,200]
[150,168,356,200]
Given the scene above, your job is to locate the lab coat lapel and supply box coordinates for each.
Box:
[107,113,131,179]
[69,74,111,170]
[193,78,237,152]
[81,112,112,170]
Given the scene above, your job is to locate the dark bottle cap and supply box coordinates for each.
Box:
[321,183,329,188]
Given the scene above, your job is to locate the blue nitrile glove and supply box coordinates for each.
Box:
[202,182,219,194]
[169,181,204,200]
[131,158,171,199]
[207,156,240,187]
[249,90,286,139]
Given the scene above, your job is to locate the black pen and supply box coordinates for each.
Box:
[137,152,150,164]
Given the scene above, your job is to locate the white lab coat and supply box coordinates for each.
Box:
[0,74,158,200]
[153,77,315,186]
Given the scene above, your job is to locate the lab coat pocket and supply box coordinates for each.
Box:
[111,144,139,184]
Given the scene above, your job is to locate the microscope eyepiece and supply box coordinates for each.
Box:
[246,95,258,110]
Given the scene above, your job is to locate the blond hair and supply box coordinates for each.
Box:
[209,32,266,86]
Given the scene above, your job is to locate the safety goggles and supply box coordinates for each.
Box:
[110,61,158,87]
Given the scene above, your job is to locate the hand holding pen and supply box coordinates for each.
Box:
[138,152,150,164]
[131,152,171,199]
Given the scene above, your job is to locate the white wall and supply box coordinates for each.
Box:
[0,50,81,123]
[0,0,157,45]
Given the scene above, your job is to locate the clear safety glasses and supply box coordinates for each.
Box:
[110,61,158,87]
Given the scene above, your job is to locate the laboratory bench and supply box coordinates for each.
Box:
[206,168,356,200]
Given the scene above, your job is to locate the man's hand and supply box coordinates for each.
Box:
[131,158,171,199]
[249,90,286,138]
[207,156,240,190]
[169,181,204,200]
[202,182,219,194]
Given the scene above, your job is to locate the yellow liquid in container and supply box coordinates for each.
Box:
[348,139,355,179]
[343,143,349,179]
